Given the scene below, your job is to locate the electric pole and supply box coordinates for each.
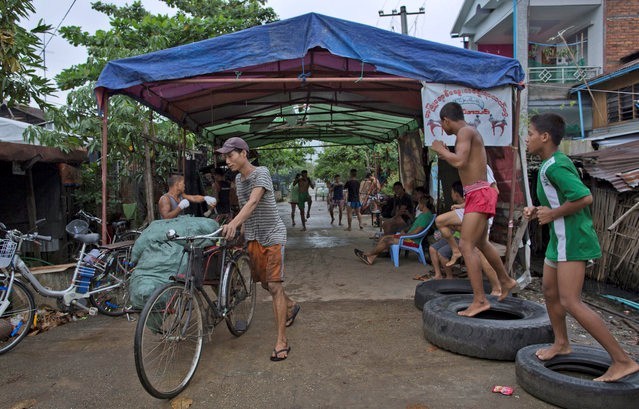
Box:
[378,5,425,35]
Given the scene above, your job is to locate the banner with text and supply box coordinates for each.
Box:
[421,83,512,146]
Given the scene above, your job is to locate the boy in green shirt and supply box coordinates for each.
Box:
[524,113,639,382]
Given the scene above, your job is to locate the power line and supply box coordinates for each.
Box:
[42,0,78,53]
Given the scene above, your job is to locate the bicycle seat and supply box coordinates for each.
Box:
[112,220,128,229]
[74,233,101,244]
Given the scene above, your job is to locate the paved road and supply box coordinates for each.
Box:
[1,199,554,408]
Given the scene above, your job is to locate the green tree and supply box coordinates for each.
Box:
[257,140,314,177]
[315,143,399,192]
[0,0,55,108]
[26,0,277,219]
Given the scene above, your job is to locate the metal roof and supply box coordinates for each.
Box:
[573,138,639,192]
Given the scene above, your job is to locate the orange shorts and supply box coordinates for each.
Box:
[246,241,285,284]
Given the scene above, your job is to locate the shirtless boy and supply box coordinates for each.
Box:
[293,170,314,231]
[431,102,517,316]
[524,113,639,382]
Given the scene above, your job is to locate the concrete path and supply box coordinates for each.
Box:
[1,199,554,408]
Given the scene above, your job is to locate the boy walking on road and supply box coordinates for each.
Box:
[344,168,363,231]
[431,102,516,316]
[524,113,639,382]
[217,137,300,362]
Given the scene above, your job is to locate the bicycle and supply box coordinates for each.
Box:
[0,221,134,354]
[76,209,142,243]
[133,227,256,399]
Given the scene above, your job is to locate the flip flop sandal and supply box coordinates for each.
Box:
[270,346,291,362]
[286,304,301,327]
[354,249,372,265]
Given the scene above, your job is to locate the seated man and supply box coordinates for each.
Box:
[380,181,414,235]
[354,196,434,266]
[424,234,501,296]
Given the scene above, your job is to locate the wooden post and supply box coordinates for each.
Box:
[143,110,155,223]
[100,95,109,245]
[25,168,40,258]
[506,88,522,276]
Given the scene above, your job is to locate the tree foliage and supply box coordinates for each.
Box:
[257,140,314,177]
[0,0,55,108]
[26,0,277,214]
[314,143,399,191]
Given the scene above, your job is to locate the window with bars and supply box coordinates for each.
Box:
[606,83,638,124]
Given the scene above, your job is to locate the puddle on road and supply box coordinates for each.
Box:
[287,234,350,248]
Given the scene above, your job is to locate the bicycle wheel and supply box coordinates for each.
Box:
[0,279,36,355]
[223,253,255,336]
[134,283,204,399]
[89,248,131,316]
[115,230,140,243]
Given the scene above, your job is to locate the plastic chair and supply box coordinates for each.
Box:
[390,214,436,267]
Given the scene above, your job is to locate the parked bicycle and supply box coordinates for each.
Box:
[0,221,133,354]
[133,227,255,399]
[76,209,142,243]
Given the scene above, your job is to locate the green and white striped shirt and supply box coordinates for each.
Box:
[537,151,601,262]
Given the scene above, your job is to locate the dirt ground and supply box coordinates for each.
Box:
[2,198,638,408]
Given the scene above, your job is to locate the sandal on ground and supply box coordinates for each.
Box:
[413,274,431,281]
[286,304,301,327]
[270,345,291,362]
[354,249,372,265]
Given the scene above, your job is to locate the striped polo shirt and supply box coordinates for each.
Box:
[235,166,287,247]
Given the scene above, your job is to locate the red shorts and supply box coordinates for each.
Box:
[464,185,497,218]
[246,241,285,284]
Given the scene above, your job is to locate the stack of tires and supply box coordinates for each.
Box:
[415,279,639,408]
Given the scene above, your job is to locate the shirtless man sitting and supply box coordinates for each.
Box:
[431,101,517,316]
[158,175,216,220]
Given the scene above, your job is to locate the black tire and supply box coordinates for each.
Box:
[0,279,35,355]
[115,231,140,243]
[89,248,132,316]
[414,279,493,310]
[223,253,256,336]
[516,344,639,409]
[134,283,203,399]
[422,294,553,360]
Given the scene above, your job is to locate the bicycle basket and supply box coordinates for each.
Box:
[0,239,18,268]
[66,219,89,236]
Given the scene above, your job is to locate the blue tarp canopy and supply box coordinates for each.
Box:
[95,13,524,147]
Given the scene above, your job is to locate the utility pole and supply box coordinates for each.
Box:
[378,5,425,35]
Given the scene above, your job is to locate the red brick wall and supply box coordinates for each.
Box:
[605,0,639,72]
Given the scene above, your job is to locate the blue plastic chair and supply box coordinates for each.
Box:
[390,214,436,267]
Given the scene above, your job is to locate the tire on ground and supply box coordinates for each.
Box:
[414,279,492,310]
[422,294,553,360]
[516,344,639,409]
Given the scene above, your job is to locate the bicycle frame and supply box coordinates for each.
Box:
[0,238,128,317]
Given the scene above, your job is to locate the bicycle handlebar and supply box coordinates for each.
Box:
[76,209,102,224]
[166,227,225,242]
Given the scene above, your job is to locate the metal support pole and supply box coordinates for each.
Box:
[578,91,585,139]
[100,95,109,245]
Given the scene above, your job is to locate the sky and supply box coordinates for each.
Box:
[27,0,465,106]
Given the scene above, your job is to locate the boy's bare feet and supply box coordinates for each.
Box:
[344,227,351,231]
[535,343,571,361]
[594,360,639,382]
[458,299,490,317]
[446,251,462,267]
[301,227,306,231]
[498,278,518,301]
[490,287,502,296]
